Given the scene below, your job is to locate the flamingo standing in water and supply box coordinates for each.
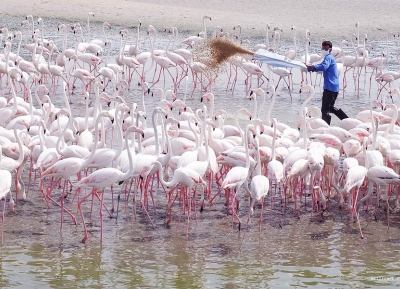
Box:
[0,164,12,244]
[221,124,255,230]
[76,125,144,243]
[244,135,269,228]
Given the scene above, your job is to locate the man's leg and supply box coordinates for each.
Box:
[329,92,349,120]
[321,90,332,125]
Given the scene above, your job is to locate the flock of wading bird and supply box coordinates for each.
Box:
[0,13,400,243]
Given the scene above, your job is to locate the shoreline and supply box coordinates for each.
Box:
[1,0,400,40]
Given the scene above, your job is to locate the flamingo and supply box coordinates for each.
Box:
[76,125,144,243]
[181,16,211,46]
[244,135,269,227]
[0,162,12,243]
[221,124,254,230]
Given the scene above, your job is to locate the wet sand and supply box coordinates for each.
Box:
[2,0,400,39]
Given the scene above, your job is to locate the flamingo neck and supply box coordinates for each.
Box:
[271,121,277,161]
[255,137,262,175]
[164,120,174,157]
[85,112,107,163]
[188,116,199,150]
[385,104,398,138]
[84,95,89,131]
[152,109,161,156]
[244,127,250,169]
[27,83,33,117]
[252,93,258,118]
[266,89,276,125]
[38,122,45,152]
[135,23,140,48]
[303,110,307,150]
[235,113,245,146]
[124,128,136,178]
[135,113,143,154]
[56,113,72,156]
[14,127,24,168]
[106,41,112,65]
[203,122,210,163]
[16,35,22,62]
[115,108,124,158]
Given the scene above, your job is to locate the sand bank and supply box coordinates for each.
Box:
[1,0,399,40]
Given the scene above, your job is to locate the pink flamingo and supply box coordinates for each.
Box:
[76,125,144,243]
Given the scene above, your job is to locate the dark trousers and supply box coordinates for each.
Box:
[321,89,349,125]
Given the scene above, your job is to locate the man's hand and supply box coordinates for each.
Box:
[306,64,315,70]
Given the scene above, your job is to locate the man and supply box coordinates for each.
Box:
[306,40,348,125]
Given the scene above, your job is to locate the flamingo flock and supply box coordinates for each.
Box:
[1,14,400,243]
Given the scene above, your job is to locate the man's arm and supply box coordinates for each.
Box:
[306,56,331,72]
[313,56,331,72]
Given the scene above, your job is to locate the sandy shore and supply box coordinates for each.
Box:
[1,0,400,40]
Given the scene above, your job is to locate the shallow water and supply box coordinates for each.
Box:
[1,15,400,288]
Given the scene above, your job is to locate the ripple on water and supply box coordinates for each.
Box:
[309,231,330,240]
[209,244,232,256]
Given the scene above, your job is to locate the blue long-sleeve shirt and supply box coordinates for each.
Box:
[308,53,339,92]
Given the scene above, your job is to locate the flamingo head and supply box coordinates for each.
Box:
[119,29,128,37]
[165,90,177,101]
[237,108,252,121]
[164,26,173,33]
[266,85,275,94]
[233,24,241,30]
[147,26,156,35]
[297,119,304,131]
[389,88,400,98]
[371,99,383,110]
[21,20,29,27]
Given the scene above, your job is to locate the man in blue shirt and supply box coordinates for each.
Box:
[306,40,348,125]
